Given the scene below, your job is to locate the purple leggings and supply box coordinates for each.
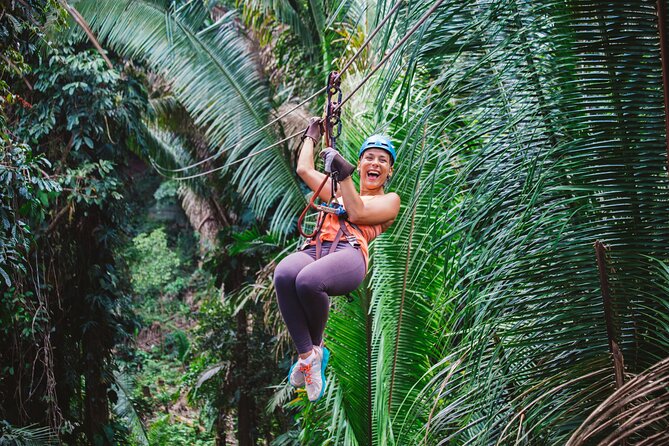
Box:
[274,241,366,354]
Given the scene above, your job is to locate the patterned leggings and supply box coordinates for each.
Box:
[274,241,366,354]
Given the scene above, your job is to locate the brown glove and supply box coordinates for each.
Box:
[320,147,355,181]
[302,117,323,143]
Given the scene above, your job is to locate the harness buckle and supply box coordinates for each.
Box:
[316,201,347,216]
[345,234,360,248]
[300,238,313,251]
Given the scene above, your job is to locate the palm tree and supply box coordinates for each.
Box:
[65,0,306,236]
[385,1,669,444]
[60,0,669,444]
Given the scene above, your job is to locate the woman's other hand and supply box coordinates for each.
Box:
[297,118,336,202]
[320,148,355,181]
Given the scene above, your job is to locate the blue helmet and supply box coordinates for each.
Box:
[358,134,396,165]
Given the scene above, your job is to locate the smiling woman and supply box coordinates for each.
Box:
[274,118,400,403]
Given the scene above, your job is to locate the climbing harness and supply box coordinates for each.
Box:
[297,71,351,242]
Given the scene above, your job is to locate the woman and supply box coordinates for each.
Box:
[274,118,400,402]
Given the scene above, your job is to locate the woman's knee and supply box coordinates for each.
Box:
[274,258,300,289]
[295,270,323,297]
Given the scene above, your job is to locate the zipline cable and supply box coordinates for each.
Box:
[336,0,404,77]
[153,0,405,175]
[337,4,368,71]
[161,0,443,181]
[150,129,304,181]
[153,87,326,173]
[335,0,446,112]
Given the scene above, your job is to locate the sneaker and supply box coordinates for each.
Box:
[288,360,305,387]
[289,343,326,388]
[298,346,330,402]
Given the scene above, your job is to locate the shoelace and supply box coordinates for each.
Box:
[299,363,313,385]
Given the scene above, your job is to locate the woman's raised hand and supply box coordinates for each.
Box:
[320,148,355,181]
[302,117,323,143]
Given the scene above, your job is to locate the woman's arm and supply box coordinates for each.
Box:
[338,178,401,225]
[296,137,338,202]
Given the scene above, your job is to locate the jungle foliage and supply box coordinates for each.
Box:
[1,1,148,443]
[4,0,669,445]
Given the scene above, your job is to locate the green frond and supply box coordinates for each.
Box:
[53,0,669,443]
[399,1,669,443]
[315,0,669,444]
[65,0,306,236]
[112,371,150,446]
[0,421,58,446]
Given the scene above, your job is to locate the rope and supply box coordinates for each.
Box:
[154,0,405,175]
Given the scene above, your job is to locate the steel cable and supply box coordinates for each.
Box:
[150,130,304,181]
[154,0,405,177]
[160,0,445,181]
[335,0,446,112]
[153,87,326,173]
[336,0,403,77]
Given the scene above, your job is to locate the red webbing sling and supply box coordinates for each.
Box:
[296,71,362,262]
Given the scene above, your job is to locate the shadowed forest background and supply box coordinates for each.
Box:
[2,0,669,445]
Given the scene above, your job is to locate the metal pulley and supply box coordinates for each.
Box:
[324,71,343,151]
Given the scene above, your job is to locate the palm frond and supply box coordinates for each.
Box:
[315,0,669,444]
[567,356,669,445]
[0,421,58,446]
[57,0,669,443]
[112,371,149,446]
[400,0,669,443]
[65,0,306,236]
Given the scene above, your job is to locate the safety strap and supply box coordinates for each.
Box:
[297,72,342,239]
[300,71,361,260]
[310,214,361,260]
[337,215,360,250]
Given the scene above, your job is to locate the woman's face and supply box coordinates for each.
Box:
[358,148,393,190]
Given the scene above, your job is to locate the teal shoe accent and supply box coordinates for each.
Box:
[288,361,300,387]
[315,347,330,402]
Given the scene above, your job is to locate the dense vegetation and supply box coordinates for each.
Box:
[2,0,669,445]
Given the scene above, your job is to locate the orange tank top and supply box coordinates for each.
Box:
[313,212,384,269]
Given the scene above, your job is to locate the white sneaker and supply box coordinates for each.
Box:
[289,343,326,388]
[289,359,305,387]
[298,345,330,402]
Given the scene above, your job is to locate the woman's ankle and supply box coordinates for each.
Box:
[299,349,313,360]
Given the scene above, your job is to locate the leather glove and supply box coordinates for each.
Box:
[302,117,323,143]
[320,147,355,181]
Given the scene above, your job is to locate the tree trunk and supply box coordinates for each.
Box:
[179,186,221,257]
[235,308,254,446]
[83,336,111,445]
[214,410,228,446]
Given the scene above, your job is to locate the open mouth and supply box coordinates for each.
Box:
[366,171,381,180]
